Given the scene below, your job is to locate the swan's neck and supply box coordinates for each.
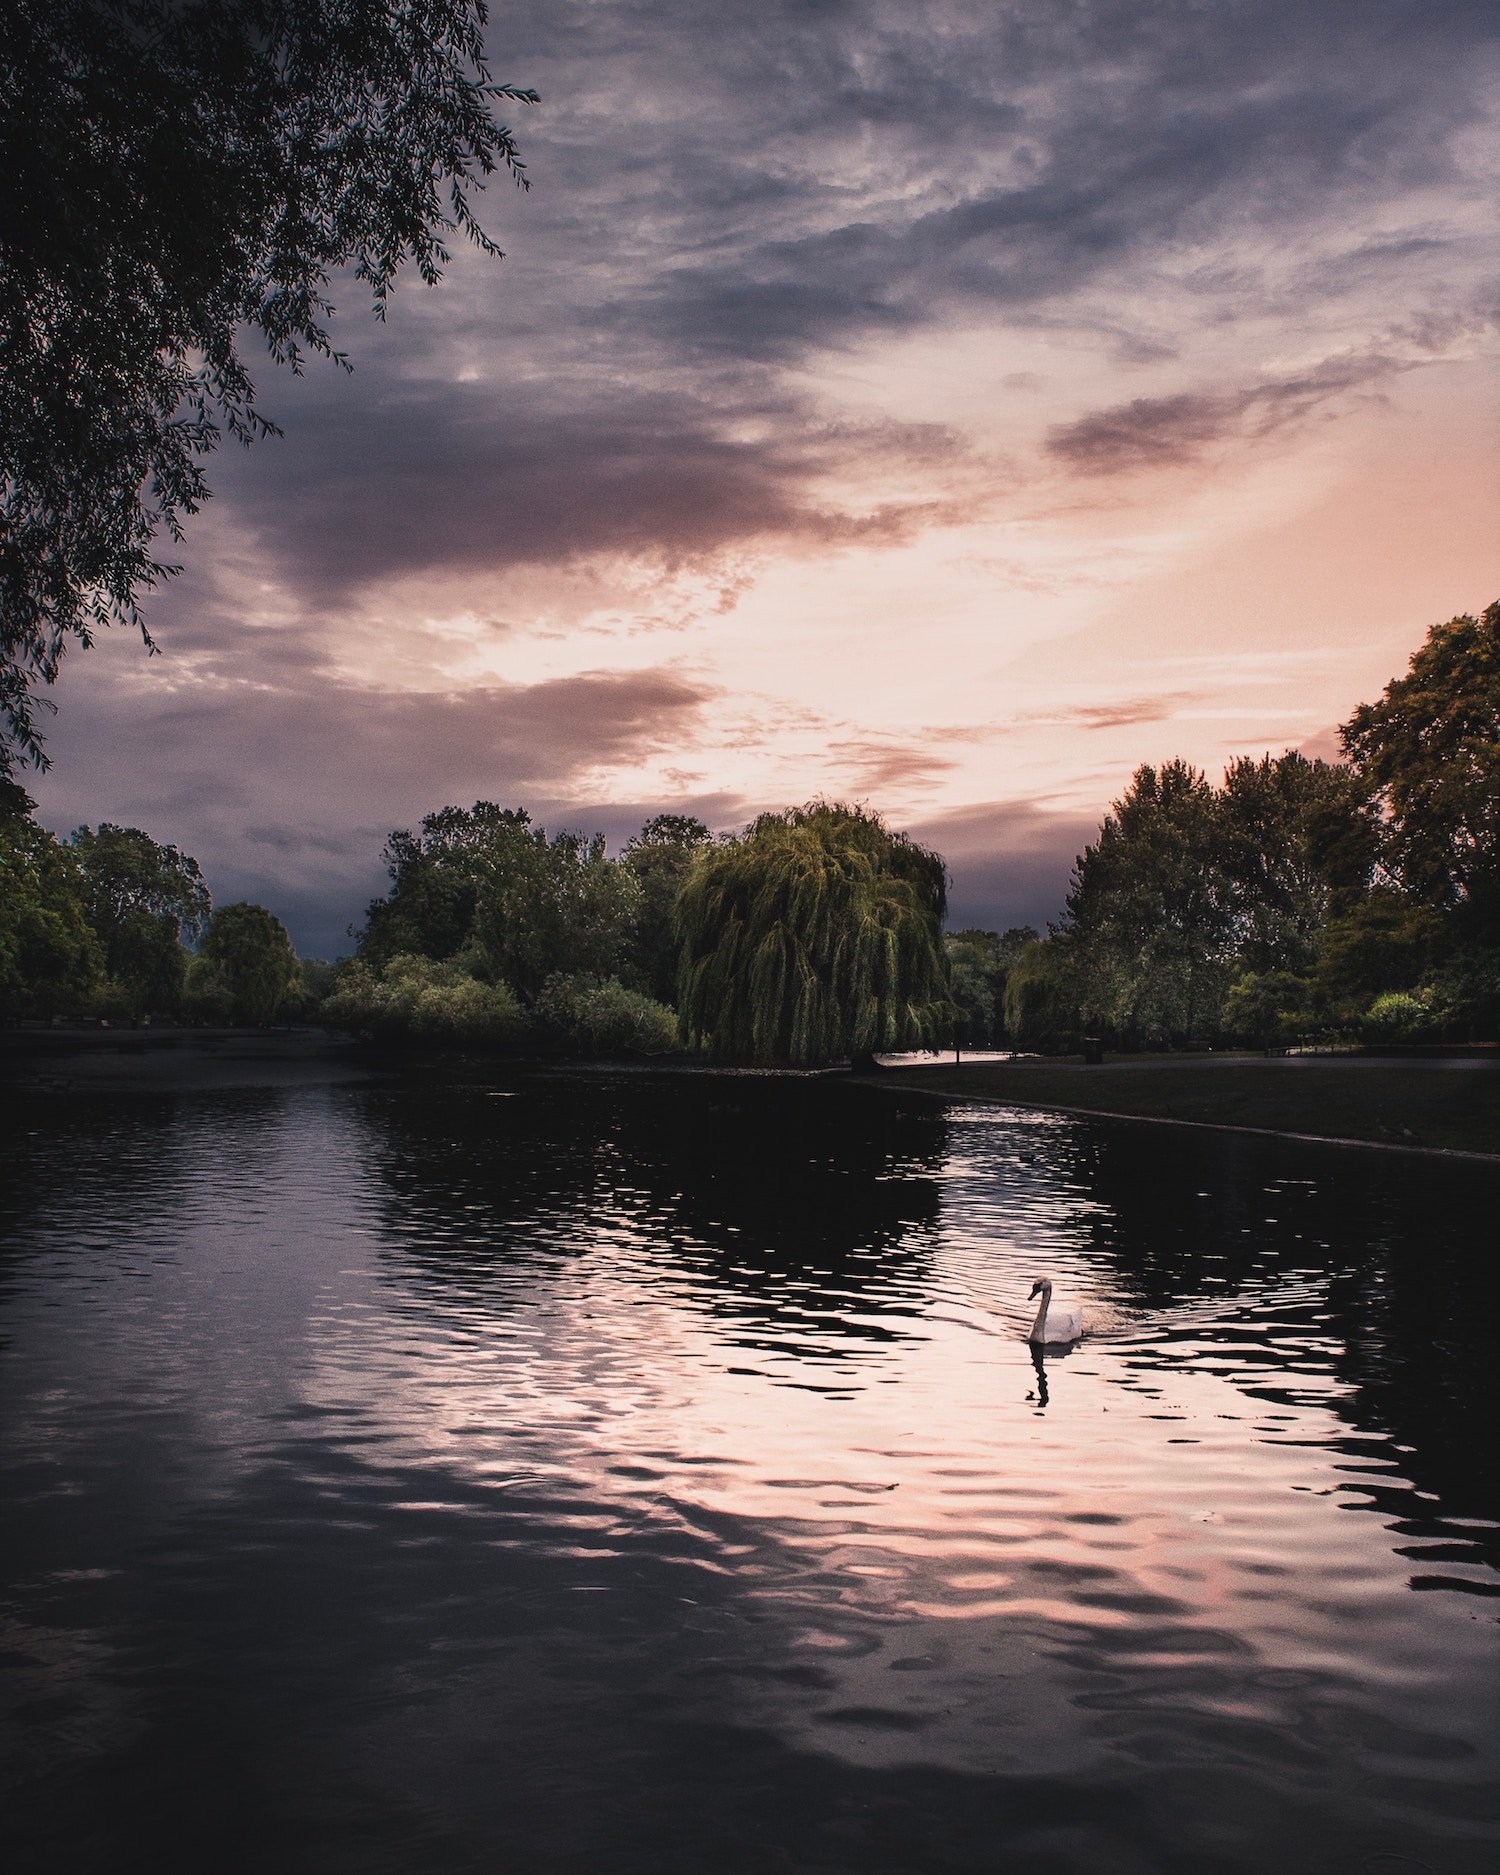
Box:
[1030,1290,1050,1338]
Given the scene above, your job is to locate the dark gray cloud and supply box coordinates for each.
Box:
[502,0,1494,357]
[906,799,1101,935]
[157,0,1495,614]
[189,376,982,616]
[1042,341,1479,474]
[33,661,720,954]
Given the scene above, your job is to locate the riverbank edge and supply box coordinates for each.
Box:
[852,1072,1500,1164]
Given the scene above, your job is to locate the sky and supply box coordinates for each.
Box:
[29,0,1500,957]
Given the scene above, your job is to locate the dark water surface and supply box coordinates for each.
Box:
[2,1070,1496,1874]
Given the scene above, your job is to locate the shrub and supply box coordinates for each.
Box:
[1222,971,1312,1048]
[322,952,527,1047]
[1361,990,1444,1044]
[534,973,680,1055]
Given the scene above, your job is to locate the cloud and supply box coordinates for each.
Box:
[904,797,1102,933]
[1045,353,1405,475]
[136,0,1495,630]
[1016,693,1203,729]
[33,661,720,952]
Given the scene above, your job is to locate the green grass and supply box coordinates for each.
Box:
[869,1060,1500,1156]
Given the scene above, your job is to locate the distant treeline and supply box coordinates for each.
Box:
[3,602,1495,1058]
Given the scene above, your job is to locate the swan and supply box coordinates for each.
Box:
[1027,1276,1083,1345]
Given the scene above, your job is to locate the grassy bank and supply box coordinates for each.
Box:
[866,1058,1500,1157]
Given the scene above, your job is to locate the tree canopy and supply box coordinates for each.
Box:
[945,926,1037,1046]
[0,0,535,772]
[676,803,952,1067]
[1341,599,1500,937]
[621,814,714,1005]
[188,899,298,1024]
[0,786,100,1018]
[67,821,212,1010]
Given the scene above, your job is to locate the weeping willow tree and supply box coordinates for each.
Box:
[676,803,954,1066]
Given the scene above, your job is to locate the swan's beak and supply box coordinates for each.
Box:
[1028,1281,1042,1298]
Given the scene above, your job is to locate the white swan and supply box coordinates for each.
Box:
[1027,1276,1083,1345]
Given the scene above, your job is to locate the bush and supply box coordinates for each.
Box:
[182,955,238,1025]
[1222,971,1312,1047]
[1361,990,1444,1044]
[322,952,527,1047]
[534,973,680,1055]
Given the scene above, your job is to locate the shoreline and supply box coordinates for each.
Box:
[855,1058,1500,1161]
[5,1031,1498,1159]
[856,1075,1500,1163]
[0,1027,378,1094]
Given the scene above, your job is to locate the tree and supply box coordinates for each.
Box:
[1217,752,1375,973]
[360,802,643,1003]
[1314,890,1442,1017]
[187,900,297,1024]
[1064,760,1232,1047]
[1221,970,1312,1049]
[621,814,713,1003]
[1,1,535,772]
[1341,600,1500,939]
[0,783,100,1018]
[676,803,952,1067]
[361,803,534,967]
[67,821,211,1013]
[945,926,1038,1046]
[1001,937,1079,1053]
[472,828,641,1002]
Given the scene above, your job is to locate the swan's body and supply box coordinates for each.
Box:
[1028,1277,1083,1345]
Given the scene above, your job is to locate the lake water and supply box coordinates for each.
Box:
[2,1068,1496,1874]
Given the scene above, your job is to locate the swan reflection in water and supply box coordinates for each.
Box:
[1025,1338,1079,1408]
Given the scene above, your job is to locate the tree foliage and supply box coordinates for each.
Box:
[188,899,297,1024]
[346,801,680,1051]
[1057,752,1381,1048]
[67,821,211,1011]
[1064,760,1232,1047]
[0,785,100,1017]
[621,814,714,1004]
[676,803,952,1067]
[362,802,645,1001]
[471,827,641,1003]
[322,950,525,1045]
[0,0,535,771]
[1341,600,1500,937]
[945,925,1038,1046]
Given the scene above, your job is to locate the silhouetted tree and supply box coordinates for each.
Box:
[1341,600,1500,941]
[1064,760,1232,1047]
[1,0,535,771]
[945,926,1038,1046]
[0,782,100,1017]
